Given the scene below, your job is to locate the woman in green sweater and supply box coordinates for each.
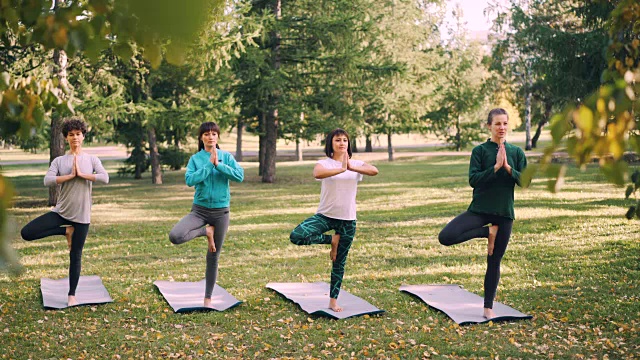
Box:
[169,122,244,307]
[438,108,527,319]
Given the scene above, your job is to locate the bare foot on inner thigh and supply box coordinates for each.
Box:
[65,226,75,251]
[206,225,216,253]
[330,234,340,262]
[68,295,78,307]
[329,298,343,312]
[488,225,498,256]
[204,298,212,308]
[483,307,496,319]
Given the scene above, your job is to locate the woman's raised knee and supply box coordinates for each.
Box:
[20,227,36,241]
[438,230,454,246]
[289,232,303,245]
[168,231,183,245]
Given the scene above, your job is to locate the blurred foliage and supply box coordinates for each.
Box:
[0,0,226,271]
[523,0,639,219]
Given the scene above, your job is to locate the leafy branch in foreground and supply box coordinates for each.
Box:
[522,0,640,219]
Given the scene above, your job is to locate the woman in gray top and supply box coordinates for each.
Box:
[20,118,109,306]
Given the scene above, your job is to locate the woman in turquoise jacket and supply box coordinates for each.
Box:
[169,122,244,307]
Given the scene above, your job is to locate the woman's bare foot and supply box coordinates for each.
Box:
[329,298,343,312]
[65,226,75,250]
[483,307,496,319]
[330,234,340,262]
[68,295,78,307]
[488,225,498,256]
[206,225,216,253]
[204,298,212,308]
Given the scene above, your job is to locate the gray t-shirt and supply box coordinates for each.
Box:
[44,154,109,224]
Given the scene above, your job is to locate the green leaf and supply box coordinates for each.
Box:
[0,72,9,90]
[66,101,75,114]
[32,105,45,127]
[549,113,570,143]
[573,106,594,134]
[144,43,163,69]
[601,160,628,186]
[115,42,134,62]
[520,164,538,189]
[629,134,640,153]
[165,42,187,66]
[544,164,567,193]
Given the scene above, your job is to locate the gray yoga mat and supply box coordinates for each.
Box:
[400,284,532,325]
[153,279,242,313]
[266,282,384,319]
[41,276,113,309]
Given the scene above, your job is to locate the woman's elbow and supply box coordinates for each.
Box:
[370,167,379,176]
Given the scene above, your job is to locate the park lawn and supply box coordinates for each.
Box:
[1,156,639,359]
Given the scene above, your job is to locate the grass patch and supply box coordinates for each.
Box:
[1,156,639,359]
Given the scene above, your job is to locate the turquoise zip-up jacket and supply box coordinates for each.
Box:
[185,149,244,209]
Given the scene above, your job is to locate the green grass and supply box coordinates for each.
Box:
[1,156,639,359]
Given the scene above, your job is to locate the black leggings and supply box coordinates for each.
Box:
[20,212,90,296]
[438,211,513,308]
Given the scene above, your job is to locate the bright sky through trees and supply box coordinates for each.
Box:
[443,0,506,40]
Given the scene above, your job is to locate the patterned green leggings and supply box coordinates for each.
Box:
[289,213,356,299]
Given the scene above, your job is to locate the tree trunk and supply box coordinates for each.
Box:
[134,142,143,180]
[525,89,532,150]
[48,46,68,206]
[351,137,358,153]
[455,115,461,152]
[387,129,394,161]
[365,135,373,152]
[174,131,180,148]
[295,137,303,161]
[48,113,65,206]
[259,111,266,176]
[149,127,162,184]
[295,112,303,161]
[263,104,278,183]
[235,119,243,161]
[532,100,552,148]
[262,0,281,183]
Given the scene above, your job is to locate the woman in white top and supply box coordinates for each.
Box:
[289,128,378,312]
[20,118,109,306]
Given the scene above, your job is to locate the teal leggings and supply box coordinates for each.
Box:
[289,213,356,299]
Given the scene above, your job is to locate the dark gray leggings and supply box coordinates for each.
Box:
[169,205,230,298]
[20,212,90,296]
[438,211,513,309]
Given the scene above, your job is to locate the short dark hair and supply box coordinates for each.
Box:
[487,108,509,124]
[61,117,88,137]
[198,122,221,151]
[324,128,352,159]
